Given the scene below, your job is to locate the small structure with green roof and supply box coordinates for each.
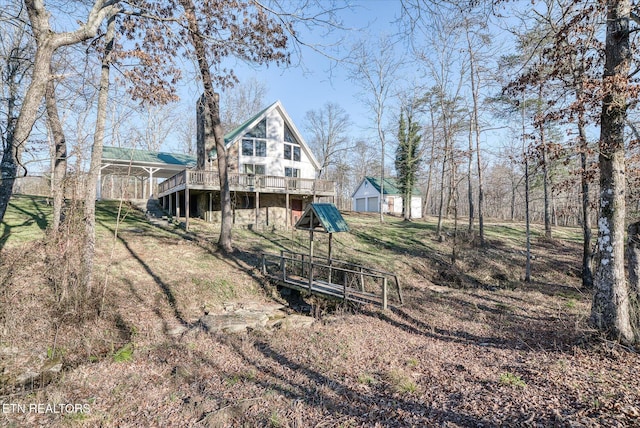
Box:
[351,176,423,219]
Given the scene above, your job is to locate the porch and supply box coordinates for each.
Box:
[157,169,336,231]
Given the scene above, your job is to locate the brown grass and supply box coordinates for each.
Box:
[1,207,638,427]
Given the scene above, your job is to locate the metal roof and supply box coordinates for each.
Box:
[363,176,421,196]
[102,146,196,167]
[295,203,349,233]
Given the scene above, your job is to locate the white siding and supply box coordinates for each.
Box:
[238,107,317,179]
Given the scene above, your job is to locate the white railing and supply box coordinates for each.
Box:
[159,170,335,195]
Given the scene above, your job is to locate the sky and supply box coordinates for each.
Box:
[172,0,409,148]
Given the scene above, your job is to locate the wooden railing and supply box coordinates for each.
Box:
[158,169,335,195]
[261,251,404,310]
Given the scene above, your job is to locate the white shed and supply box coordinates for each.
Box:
[352,176,422,219]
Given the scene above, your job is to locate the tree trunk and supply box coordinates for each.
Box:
[83,14,116,295]
[179,0,233,251]
[590,0,635,343]
[627,222,640,341]
[578,115,593,289]
[467,120,474,233]
[45,73,67,233]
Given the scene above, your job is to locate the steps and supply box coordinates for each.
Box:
[131,198,169,225]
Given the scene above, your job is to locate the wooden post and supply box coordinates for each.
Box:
[176,191,180,221]
[261,254,266,275]
[255,190,260,228]
[382,277,388,310]
[343,269,348,302]
[208,192,212,222]
[280,250,287,282]
[185,187,190,231]
[394,275,404,305]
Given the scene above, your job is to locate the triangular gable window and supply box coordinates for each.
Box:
[284,124,299,145]
[245,119,266,138]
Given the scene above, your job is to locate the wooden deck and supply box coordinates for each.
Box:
[157,170,335,198]
[261,251,404,310]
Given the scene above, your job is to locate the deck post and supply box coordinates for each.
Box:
[176,191,180,221]
[382,277,388,310]
[208,192,212,222]
[185,187,190,231]
[255,190,260,229]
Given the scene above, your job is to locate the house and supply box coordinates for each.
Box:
[101,100,336,230]
[351,176,422,219]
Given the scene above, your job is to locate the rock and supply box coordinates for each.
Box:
[167,325,188,337]
[16,369,39,385]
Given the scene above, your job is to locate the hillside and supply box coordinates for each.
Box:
[1,195,639,427]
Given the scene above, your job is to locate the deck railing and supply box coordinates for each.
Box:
[158,169,335,195]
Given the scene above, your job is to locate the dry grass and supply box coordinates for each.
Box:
[1,201,639,427]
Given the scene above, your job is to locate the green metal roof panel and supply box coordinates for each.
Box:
[103,146,196,166]
[207,102,277,159]
[365,176,420,196]
[295,203,349,233]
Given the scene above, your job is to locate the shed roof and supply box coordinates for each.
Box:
[295,203,349,233]
[363,176,421,196]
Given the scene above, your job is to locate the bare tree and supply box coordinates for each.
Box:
[349,36,404,223]
[220,77,267,134]
[304,102,351,180]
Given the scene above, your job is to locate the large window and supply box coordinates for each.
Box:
[284,143,300,161]
[242,119,267,157]
[285,167,300,178]
[242,138,266,157]
[244,164,265,175]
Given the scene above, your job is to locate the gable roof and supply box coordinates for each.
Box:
[295,203,349,233]
[359,176,421,197]
[210,100,320,170]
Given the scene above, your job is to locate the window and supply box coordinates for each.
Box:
[285,167,300,178]
[284,143,300,161]
[244,164,265,175]
[246,119,266,138]
[242,138,266,157]
[284,124,297,143]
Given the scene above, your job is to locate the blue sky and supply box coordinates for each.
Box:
[175,0,407,146]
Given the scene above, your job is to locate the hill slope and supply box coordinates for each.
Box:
[1,196,638,426]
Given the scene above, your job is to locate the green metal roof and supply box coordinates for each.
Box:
[102,146,196,166]
[208,102,277,159]
[295,203,349,233]
[365,176,420,196]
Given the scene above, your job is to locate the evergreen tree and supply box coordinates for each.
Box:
[395,107,422,220]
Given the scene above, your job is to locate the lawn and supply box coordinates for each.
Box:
[0,196,637,427]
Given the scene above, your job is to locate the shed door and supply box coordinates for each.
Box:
[355,198,366,212]
[367,196,378,212]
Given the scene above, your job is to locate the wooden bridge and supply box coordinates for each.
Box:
[261,250,404,310]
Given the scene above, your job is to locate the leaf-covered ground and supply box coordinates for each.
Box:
[1,197,638,427]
